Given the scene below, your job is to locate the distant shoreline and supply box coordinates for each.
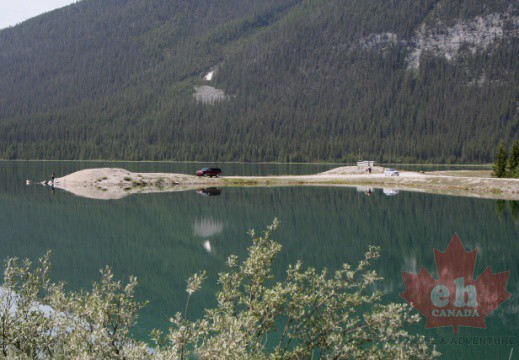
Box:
[44,167,518,201]
[1,159,493,167]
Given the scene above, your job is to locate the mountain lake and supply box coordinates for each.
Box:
[0,161,516,359]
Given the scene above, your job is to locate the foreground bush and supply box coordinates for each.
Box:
[0,220,438,359]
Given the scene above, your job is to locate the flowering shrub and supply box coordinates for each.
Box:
[0,220,438,359]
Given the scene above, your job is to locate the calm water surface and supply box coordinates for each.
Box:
[0,161,516,359]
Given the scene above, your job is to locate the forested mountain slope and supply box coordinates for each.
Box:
[0,0,517,162]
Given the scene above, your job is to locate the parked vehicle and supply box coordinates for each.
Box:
[196,168,222,177]
[384,168,399,176]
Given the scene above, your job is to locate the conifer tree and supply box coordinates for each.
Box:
[507,140,519,178]
[492,143,507,178]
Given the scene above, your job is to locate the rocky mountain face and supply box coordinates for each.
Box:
[356,11,518,69]
[407,12,518,69]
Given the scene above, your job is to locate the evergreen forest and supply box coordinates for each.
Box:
[0,0,517,163]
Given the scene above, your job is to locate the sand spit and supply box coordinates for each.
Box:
[47,168,221,200]
[46,167,519,201]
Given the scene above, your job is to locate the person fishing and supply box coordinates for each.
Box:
[51,172,55,184]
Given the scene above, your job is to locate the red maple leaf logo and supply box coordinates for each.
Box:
[401,234,511,333]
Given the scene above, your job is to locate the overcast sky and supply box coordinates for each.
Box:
[0,0,78,29]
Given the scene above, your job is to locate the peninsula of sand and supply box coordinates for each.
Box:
[43,166,519,201]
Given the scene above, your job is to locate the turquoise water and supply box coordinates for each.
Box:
[0,161,516,358]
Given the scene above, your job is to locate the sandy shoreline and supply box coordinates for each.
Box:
[44,166,519,200]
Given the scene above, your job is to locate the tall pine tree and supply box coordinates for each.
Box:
[492,143,507,178]
[507,140,519,178]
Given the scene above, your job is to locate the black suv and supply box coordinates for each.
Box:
[196,168,222,177]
